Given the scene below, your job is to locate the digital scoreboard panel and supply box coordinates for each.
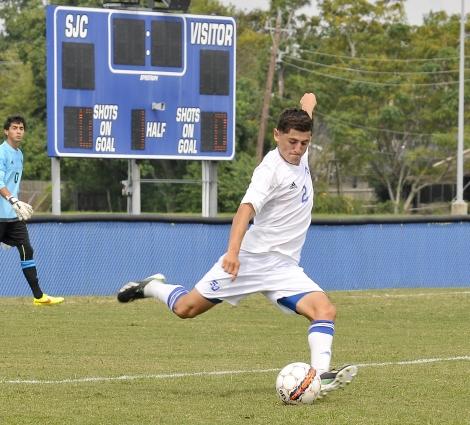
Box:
[46,5,236,160]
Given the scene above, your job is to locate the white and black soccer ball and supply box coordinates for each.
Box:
[275,362,321,405]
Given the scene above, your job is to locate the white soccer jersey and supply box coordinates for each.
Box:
[240,148,314,263]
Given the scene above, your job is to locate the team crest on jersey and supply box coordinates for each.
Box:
[210,280,220,291]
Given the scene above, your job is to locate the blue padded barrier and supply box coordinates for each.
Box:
[1,215,469,296]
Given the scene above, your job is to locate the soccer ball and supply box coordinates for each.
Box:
[275,362,321,405]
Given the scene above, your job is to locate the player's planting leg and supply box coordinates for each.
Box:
[296,291,336,376]
[317,365,358,399]
[309,321,358,398]
[308,318,358,398]
[296,291,357,397]
[308,320,335,376]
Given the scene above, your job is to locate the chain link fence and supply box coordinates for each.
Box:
[1,215,469,297]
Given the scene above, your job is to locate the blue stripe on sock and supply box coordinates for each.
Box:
[20,260,36,269]
[308,320,335,336]
[167,286,188,311]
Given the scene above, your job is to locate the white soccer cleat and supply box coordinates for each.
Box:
[317,364,358,399]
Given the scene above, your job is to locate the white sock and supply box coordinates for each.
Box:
[308,320,335,376]
[143,279,188,311]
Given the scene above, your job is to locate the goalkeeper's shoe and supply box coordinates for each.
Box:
[33,294,64,306]
[317,364,358,399]
[117,273,166,303]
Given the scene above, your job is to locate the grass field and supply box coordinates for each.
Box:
[1,288,469,425]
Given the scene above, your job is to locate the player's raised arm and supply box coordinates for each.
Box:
[222,202,256,280]
[300,92,317,119]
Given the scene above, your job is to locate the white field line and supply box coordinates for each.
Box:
[1,355,469,385]
[2,290,468,306]
[344,291,470,299]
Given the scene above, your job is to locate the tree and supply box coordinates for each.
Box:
[256,0,312,162]
[2,0,466,214]
[283,0,468,213]
[176,151,257,213]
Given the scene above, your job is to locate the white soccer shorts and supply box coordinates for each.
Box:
[195,250,323,314]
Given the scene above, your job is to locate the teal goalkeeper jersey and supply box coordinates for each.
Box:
[0,140,23,220]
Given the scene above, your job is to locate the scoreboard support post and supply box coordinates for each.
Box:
[129,159,141,214]
[202,161,217,217]
[51,157,61,215]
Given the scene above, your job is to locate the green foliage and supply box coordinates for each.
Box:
[368,200,399,214]
[235,78,264,154]
[137,160,191,212]
[0,1,47,119]
[0,54,34,117]
[176,152,257,213]
[21,118,50,180]
[60,158,128,211]
[0,0,468,214]
[297,0,469,213]
[218,151,257,212]
[188,0,234,15]
[313,192,365,214]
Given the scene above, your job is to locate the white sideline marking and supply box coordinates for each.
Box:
[1,355,469,385]
[356,355,470,367]
[345,291,470,299]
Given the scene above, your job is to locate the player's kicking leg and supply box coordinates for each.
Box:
[117,274,216,318]
[117,274,167,303]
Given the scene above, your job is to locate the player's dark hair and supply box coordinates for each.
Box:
[4,115,26,131]
[276,108,312,134]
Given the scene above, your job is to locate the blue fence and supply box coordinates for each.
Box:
[1,215,469,296]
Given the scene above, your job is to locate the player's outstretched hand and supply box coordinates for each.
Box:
[8,197,34,221]
[222,252,240,281]
[300,93,317,118]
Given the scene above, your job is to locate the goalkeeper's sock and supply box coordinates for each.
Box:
[21,260,43,299]
[308,320,335,376]
[143,280,188,312]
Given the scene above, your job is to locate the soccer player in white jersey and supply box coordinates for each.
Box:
[117,93,357,397]
[0,115,64,305]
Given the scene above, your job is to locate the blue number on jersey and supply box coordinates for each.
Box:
[301,185,309,203]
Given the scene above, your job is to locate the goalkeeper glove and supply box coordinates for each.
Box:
[7,196,34,221]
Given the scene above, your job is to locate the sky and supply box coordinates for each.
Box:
[219,0,468,25]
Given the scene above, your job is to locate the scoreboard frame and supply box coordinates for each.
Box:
[46,5,236,160]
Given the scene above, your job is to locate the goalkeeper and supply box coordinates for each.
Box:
[0,115,64,305]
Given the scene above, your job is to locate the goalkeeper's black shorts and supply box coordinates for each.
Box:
[0,220,30,247]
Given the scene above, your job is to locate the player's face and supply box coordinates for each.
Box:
[5,122,25,148]
[274,128,311,165]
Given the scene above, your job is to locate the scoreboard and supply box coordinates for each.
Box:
[46,5,236,160]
